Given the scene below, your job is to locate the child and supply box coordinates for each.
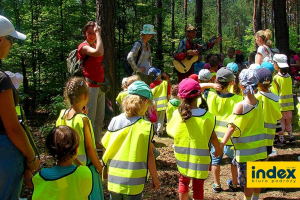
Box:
[32,126,93,200]
[116,77,128,112]
[255,67,282,157]
[166,84,181,123]
[223,47,235,67]
[272,54,296,143]
[167,78,222,200]
[194,53,205,75]
[56,77,104,200]
[198,69,212,83]
[189,74,199,82]
[220,69,268,200]
[148,67,171,137]
[227,62,243,96]
[248,51,257,66]
[203,67,242,193]
[101,80,159,199]
[209,57,218,82]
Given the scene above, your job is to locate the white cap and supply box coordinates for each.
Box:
[249,64,260,70]
[122,77,128,85]
[198,69,212,81]
[0,15,26,40]
[273,54,289,68]
[5,71,23,89]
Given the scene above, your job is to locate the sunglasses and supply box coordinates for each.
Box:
[4,35,14,45]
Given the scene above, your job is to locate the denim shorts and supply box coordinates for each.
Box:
[0,134,25,200]
[211,144,234,165]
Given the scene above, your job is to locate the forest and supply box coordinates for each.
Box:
[0,0,298,113]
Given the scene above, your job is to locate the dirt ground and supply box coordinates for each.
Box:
[20,111,300,200]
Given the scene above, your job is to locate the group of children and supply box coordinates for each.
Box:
[24,50,295,200]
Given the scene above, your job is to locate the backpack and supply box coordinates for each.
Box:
[123,41,142,76]
[66,48,89,77]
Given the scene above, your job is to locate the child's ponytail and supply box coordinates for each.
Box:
[178,98,193,122]
[233,74,241,95]
[198,94,208,111]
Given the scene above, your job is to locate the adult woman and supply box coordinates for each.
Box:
[255,29,273,65]
[0,15,39,199]
[78,21,104,149]
[127,24,156,85]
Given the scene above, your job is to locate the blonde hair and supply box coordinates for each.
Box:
[64,77,89,106]
[122,94,148,117]
[255,29,272,44]
[127,75,141,86]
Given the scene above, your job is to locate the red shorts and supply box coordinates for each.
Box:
[178,174,205,199]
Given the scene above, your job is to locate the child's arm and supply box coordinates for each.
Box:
[148,143,159,190]
[83,118,102,176]
[24,167,33,189]
[210,131,223,157]
[199,83,222,91]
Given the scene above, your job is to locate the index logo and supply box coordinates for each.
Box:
[247,162,300,188]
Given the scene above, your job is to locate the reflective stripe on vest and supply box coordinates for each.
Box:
[56,110,95,166]
[32,166,92,200]
[101,119,152,195]
[274,74,294,111]
[206,91,242,146]
[255,92,282,146]
[230,101,268,162]
[167,109,215,179]
[151,81,168,111]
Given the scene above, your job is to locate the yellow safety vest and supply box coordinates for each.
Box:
[56,110,96,165]
[32,166,92,200]
[101,119,153,195]
[206,91,243,145]
[255,92,282,146]
[229,84,243,97]
[273,74,294,111]
[167,109,215,179]
[270,80,279,96]
[230,101,268,163]
[166,100,180,123]
[116,91,127,106]
[151,80,168,111]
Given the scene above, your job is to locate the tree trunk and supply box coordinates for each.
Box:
[195,0,203,39]
[263,0,267,29]
[184,0,187,25]
[155,0,164,70]
[273,0,289,59]
[297,0,299,48]
[96,0,117,112]
[171,0,175,49]
[217,0,222,53]
[253,0,262,49]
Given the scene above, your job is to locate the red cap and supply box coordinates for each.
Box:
[178,78,202,100]
[189,74,199,82]
[235,50,242,55]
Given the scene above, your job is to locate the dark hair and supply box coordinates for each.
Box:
[279,67,289,76]
[216,80,230,90]
[235,53,244,64]
[171,84,178,97]
[83,21,95,39]
[249,51,256,63]
[178,91,208,122]
[233,73,241,95]
[206,54,213,62]
[228,47,235,52]
[290,49,297,56]
[209,57,219,68]
[46,126,80,162]
[161,72,171,80]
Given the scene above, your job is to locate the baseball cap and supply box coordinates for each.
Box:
[216,67,235,82]
[127,80,153,100]
[227,62,238,75]
[198,69,212,81]
[189,74,199,82]
[256,68,272,84]
[249,63,260,70]
[178,78,201,100]
[273,54,289,68]
[122,77,128,85]
[148,67,161,81]
[257,62,275,73]
[185,24,196,32]
[0,15,26,40]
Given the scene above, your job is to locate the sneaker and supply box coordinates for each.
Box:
[212,183,222,193]
[226,179,238,192]
[273,138,286,146]
[288,132,296,144]
[268,150,278,157]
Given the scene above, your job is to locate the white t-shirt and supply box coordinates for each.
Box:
[255,45,273,63]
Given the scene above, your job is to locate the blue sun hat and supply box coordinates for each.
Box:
[227,62,238,75]
[239,69,259,95]
[148,67,161,81]
[256,62,275,74]
[140,24,157,34]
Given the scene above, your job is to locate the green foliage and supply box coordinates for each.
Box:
[47,95,66,118]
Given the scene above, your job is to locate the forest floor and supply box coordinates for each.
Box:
[20,110,300,200]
